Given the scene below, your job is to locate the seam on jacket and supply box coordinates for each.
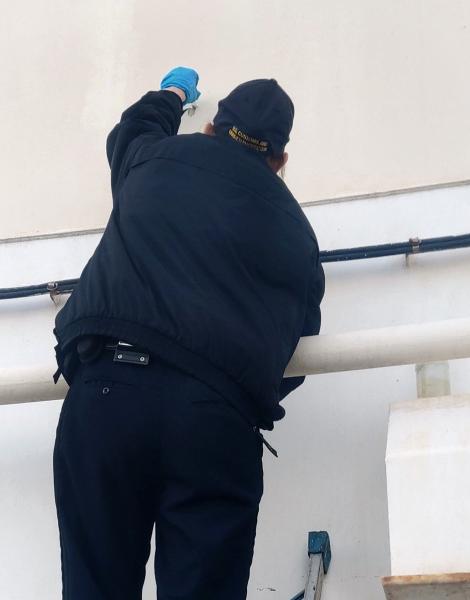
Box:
[127,155,316,240]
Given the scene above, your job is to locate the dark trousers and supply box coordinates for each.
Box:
[53,348,264,599]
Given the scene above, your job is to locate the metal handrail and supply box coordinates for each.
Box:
[1,233,469,301]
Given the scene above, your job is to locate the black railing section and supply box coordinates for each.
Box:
[1,233,469,301]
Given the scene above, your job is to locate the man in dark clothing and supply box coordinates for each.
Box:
[52,67,325,600]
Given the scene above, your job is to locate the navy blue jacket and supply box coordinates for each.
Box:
[53,90,325,430]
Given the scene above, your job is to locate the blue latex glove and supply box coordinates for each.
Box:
[160,66,201,104]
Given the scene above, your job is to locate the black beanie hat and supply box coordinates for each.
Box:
[213,78,294,158]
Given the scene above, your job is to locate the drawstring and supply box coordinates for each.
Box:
[254,426,278,458]
[53,366,62,384]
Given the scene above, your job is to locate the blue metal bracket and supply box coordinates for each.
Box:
[308,531,331,574]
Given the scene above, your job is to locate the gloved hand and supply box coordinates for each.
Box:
[160,67,201,104]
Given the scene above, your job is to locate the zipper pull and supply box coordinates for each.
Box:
[256,429,278,458]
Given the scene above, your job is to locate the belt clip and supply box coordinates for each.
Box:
[113,342,150,366]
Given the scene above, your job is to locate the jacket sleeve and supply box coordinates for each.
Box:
[106,90,183,199]
[278,246,325,401]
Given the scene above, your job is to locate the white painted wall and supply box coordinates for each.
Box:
[1,0,470,238]
[1,184,470,599]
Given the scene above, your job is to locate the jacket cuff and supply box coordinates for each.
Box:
[160,88,184,110]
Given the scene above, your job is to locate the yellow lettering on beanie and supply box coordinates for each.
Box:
[228,126,269,152]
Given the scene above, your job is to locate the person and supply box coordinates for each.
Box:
[52,66,325,600]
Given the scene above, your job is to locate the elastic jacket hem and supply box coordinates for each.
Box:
[53,316,273,429]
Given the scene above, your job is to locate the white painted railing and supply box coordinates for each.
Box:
[286,317,470,376]
[2,317,470,406]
